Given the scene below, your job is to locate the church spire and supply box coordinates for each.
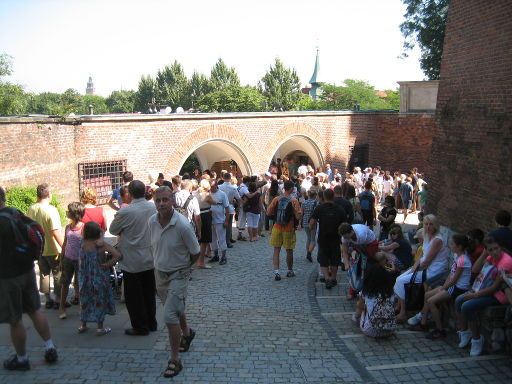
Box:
[86,76,95,95]
[308,48,320,100]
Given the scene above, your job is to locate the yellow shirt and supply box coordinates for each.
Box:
[27,202,62,256]
[414,244,423,262]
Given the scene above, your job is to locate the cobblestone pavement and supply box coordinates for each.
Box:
[1,217,511,383]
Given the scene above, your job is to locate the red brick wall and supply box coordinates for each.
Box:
[1,112,435,205]
[430,0,512,232]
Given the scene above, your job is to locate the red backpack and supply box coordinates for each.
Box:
[0,208,45,262]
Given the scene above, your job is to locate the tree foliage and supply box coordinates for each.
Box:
[156,61,191,109]
[190,71,210,108]
[259,58,302,111]
[209,58,240,91]
[400,0,449,80]
[0,82,29,115]
[0,53,13,77]
[134,75,157,113]
[106,90,135,113]
[197,86,265,112]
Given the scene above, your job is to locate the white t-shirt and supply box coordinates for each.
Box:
[342,224,376,245]
[421,233,449,277]
[174,190,200,222]
[297,165,308,176]
[449,253,472,290]
[210,190,229,224]
[219,182,241,214]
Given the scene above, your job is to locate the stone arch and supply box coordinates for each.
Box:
[166,123,258,175]
[265,122,325,169]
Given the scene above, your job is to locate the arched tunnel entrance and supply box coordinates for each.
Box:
[269,135,324,177]
[179,139,252,178]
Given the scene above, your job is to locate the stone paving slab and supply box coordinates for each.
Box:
[1,216,510,383]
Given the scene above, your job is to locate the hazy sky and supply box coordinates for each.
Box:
[0,0,424,96]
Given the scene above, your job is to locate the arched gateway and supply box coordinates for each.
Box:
[0,111,435,204]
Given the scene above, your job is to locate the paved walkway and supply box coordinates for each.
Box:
[1,215,511,383]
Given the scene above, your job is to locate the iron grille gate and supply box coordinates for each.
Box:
[78,160,127,205]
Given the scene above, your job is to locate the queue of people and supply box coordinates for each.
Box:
[1,161,511,377]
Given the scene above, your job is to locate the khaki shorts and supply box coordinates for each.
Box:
[269,226,296,250]
[0,269,41,325]
[155,269,190,325]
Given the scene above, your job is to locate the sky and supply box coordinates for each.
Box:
[0,0,425,96]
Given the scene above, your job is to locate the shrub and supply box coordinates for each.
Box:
[5,186,66,225]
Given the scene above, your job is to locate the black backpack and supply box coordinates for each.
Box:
[0,208,45,262]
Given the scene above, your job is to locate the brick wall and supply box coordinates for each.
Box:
[430,0,512,232]
[0,112,435,205]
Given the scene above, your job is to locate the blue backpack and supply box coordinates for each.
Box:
[275,196,292,225]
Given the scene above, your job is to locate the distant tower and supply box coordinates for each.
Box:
[308,48,320,100]
[86,76,95,95]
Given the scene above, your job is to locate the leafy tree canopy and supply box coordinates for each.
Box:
[106,90,135,113]
[0,53,13,77]
[209,58,240,91]
[134,75,157,113]
[259,58,302,111]
[400,0,449,80]
[156,61,191,109]
[197,85,265,112]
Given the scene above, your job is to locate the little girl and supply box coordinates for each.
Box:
[78,221,122,335]
[59,202,85,319]
[421,234,472,339]
[353,256,396,338]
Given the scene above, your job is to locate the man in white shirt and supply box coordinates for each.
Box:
[174,180,201,240]
[218,173,240,249]
[149,186,200,378]
[297,163,308,177]
[209,180,230,265]
[109,180,157,336]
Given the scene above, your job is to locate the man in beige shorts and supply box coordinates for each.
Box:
[149,186,200,378]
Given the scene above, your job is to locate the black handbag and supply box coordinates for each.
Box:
[404,269,427,311]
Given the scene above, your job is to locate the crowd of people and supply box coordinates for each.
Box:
[0,159,511,377]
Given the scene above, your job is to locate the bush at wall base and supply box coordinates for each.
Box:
[5,186,66,225]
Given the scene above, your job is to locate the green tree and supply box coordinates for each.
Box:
[319,80,396,110]
[259,58,302,111]
[155,60,191,109]
[60,88,82,114]
[382,89,400,110]
[106,90,135,113]
[190,71,210,109]
[0,82,28,115]
[29,92,65,115]
[400,0,449,80]
[81,95,109,115]
[134,75,157,112]
[209,58,240,91]
[197,85,264,112]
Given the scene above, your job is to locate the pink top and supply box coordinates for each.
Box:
[64,223,83,261]
[486,251,512,304]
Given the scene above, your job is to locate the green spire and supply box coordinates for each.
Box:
[309,48,320,84]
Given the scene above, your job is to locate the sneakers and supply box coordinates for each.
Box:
[274,273,281,281]
[44,348,58,363]
[330,280,338,288]
[470,336,484,356]
[219,257,227,265]
[407,312,423,326]
[3,355,30,371]
[325,280,333,289]
[458,329,472,348]
[286,270,295,278]
[208,255,220,263]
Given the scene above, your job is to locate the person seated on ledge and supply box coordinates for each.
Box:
[455,236,512,357]
[378,226,413,272]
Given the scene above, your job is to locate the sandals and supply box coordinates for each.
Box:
[96,327,112,336]
[163,359,183,378]
[179,328,196,352]
[78,325,88,333]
